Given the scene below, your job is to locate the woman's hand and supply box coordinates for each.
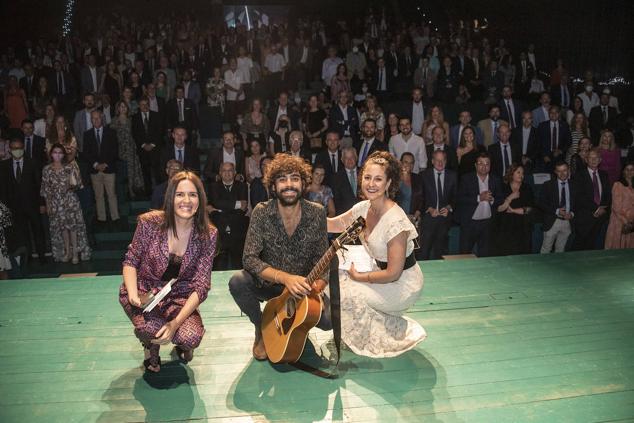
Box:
[128,293,142,308]
[152,320,180,345]
[347,262,365,282]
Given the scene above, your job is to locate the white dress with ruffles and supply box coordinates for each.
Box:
[339,200,426,357]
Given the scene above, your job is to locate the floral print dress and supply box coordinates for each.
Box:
[40,164,91,261]
[111,117,144,197]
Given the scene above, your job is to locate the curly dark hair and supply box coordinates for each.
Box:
[361,150,402,200]
[263,153,313,194]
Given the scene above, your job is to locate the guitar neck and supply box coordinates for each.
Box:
[306,244,338,286]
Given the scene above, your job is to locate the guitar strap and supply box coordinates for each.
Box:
[290,255,342,378]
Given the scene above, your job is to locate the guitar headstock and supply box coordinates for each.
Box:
[334,216,366,247]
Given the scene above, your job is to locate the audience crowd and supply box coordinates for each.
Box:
[0,7,633,278]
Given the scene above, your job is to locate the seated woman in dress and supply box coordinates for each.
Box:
[327,151,426,357]
[240,97,270,152]
[306,163,335,217]
[119,171,218,373]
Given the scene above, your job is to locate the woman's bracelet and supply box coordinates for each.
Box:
[273,270,280,285]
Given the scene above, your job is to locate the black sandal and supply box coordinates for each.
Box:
[175,346,193,363]
[143,346,161,372]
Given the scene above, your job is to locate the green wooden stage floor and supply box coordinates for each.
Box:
[1,250,633,423]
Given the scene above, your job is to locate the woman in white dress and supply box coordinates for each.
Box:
[327,151,426,357]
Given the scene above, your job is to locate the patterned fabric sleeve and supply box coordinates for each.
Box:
[0,202,11,230]
[190,227,218,303]
[39,166,50,199]
[122,216,150,269]
[242,203,269,276]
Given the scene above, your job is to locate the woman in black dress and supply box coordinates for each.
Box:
[456,126,484,179]
[302,94,328,153]
[492,163,534,256]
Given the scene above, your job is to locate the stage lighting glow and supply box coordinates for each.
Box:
[62,0,76,37]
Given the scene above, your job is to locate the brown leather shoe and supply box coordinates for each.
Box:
[252,329,268,361]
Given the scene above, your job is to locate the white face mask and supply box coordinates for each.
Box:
[585,85,593,92]
[362,86,368,93]
[236,118,243,126]
[352,46,359,53]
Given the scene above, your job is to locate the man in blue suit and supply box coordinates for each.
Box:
[450,110,484,148]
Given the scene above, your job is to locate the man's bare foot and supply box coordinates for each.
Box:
[252,329,268,361]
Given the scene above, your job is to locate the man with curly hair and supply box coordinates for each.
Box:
[228,154,332,361]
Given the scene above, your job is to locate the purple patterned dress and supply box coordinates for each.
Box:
[119,211,217,363]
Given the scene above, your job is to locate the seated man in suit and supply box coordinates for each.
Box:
[450,110,484,148]
[572,148,611,250]
[511,111,540,172]
[477,104,508,148]
[160,126,201,175]
[207,162,248,270]
[329,91,359,149]
[332,147,359,215]
[20,119,47,169]
[538,105,571,172]
[82,110,120,226]
[531,92,551,128]
[498,85,524,130]
[420,150,458,260]
[588,93,619,144]
[314,131,342,188]
[539,161,574,253]
[457,153,503,257]
[0,138,47,263]
[426,126,458,171]
[166,85,199,143]
[286,130,312,163]
[203,130,245,185]
[132,97,165,193]
[150,160,183,210]
[355,118,387,168]
[268,91,300,131]
[488,123,522,178]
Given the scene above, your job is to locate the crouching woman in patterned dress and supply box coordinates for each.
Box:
[119,171,218,372]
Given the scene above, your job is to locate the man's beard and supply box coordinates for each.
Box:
[276,188,301,206]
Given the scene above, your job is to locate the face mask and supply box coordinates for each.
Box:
[52,153,64,162]
[362,86,368,93]
[236,118,243,126]
[585,85,593,92]
[352,46,359,53]
[11,149,24,159]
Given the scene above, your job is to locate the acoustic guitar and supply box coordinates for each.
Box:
[261,217,365,363]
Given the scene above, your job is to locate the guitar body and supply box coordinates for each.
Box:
[260,216,365,364]
[261,288,323,363]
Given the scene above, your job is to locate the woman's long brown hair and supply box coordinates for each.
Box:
[161,171,213,239]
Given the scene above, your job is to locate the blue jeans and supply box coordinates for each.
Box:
[228,270,332,331]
